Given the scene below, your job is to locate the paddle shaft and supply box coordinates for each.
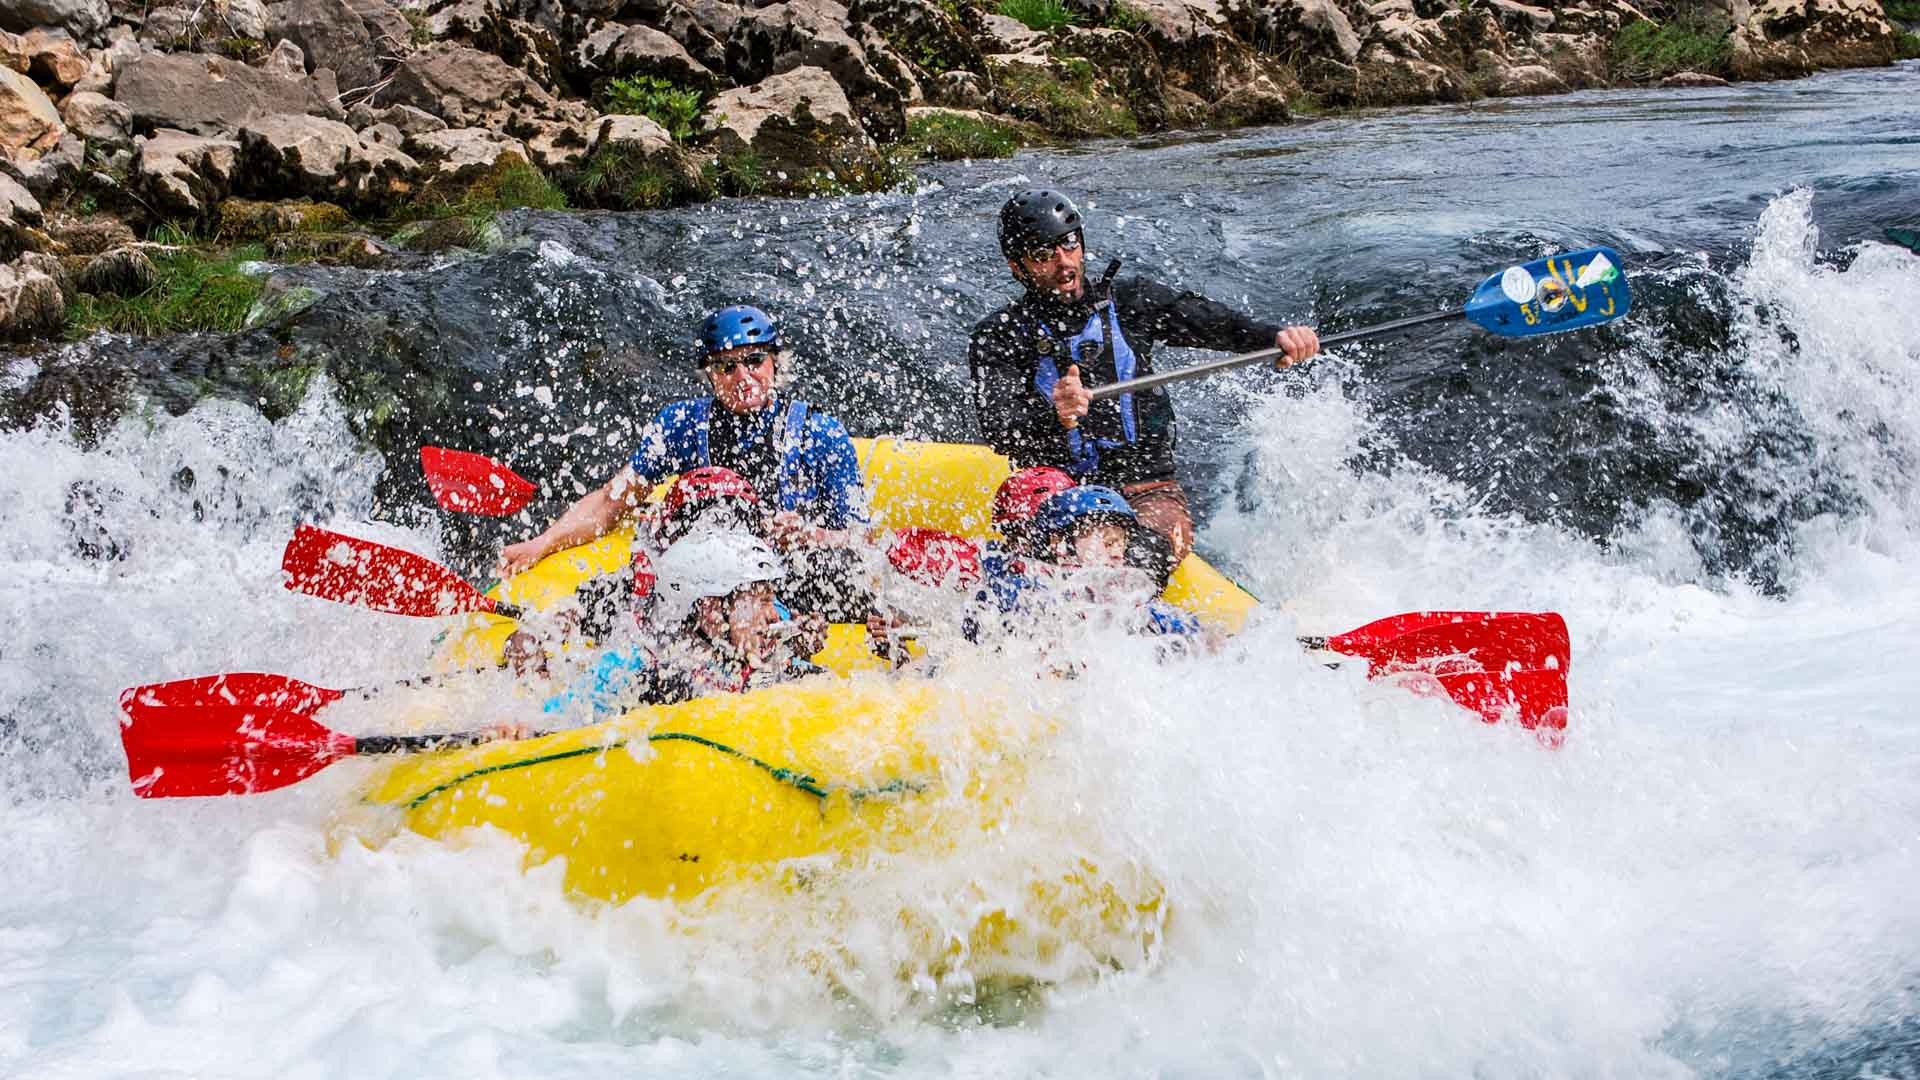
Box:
[355,731,504,754]
[1088,309,1462,401]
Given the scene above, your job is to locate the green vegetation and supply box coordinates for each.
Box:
[901,111,1027,160]
[1884,0,1920,22]
[570,140,707,209]
[216,37,267,61]
[64,227,268,338]
[705,150,770,197]
[1609,9,1733,81]
[1898,30,1920,58]
[993,61,1139,137]
[216,198,354,242]
[1104,1,1147,31]
[387,152,566,249]
[997,0,1079,32]
[601,75,706,143]
[404,10,432,46]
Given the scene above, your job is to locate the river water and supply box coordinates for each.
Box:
[3,63,1918,1076]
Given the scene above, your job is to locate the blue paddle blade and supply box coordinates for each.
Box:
[1463,247,1632,338]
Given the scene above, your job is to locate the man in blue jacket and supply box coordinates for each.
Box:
[498,304,871,615]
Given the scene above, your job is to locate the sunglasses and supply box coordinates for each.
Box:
[704,350,775,374]
[1020,233,1082,262]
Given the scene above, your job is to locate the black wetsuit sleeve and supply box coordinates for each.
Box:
[1120,276,1282,355]
[969,308,1069,471]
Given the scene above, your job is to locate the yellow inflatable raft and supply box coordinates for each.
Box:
[351,440,1257,911]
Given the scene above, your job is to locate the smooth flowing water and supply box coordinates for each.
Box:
[3,63,1918,1076]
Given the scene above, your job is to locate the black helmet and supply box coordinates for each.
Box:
[999,189,1083,260]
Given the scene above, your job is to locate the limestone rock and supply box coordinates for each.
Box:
[1246,0,1362,61]
[266,0,382,92]
[978,13,1048,54]
[379,43,558,128]
[701,64,884,189]
[586,111,673,155]
[114,52,339,137]
[239,112,420,202]
[59,89,131,148]
[404,126,530,178]
[660,2,734,73]
[5,133,83,194]
[45,215,134,254]
[1480,0,1555,34]
[263,38,307,77]
[0,255,64,339]
[848,0,982,81]
[0,0,109,44]
[1660,69,1731,86]
[132,127,242,215]
[348,0,413,55]
[0,67,64,154]
[1,171,42,257]
[574,22,718,90]
[523,117,593,169]
[726,0,907,140]
[1493,61,1566,93]
[5,28,89,87]
[75,245,157,295]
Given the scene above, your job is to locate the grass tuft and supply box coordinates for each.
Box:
[64,240,268,338]
[997,0,1079,32]
[902,111,1026,160]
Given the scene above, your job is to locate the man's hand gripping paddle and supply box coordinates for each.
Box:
[1088,247,1632,401]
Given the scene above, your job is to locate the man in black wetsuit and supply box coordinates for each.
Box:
[968,189,1321,562]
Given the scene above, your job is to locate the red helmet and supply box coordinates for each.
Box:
[664,466,758,520]
[886,527,982,589]
[990,467,1075,528]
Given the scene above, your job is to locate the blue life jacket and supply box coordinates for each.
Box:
[1028,273,1140,478]
[627,397,868,527]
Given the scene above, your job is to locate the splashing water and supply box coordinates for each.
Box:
[4,145,1920,1079]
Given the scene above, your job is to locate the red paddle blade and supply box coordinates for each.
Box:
[1326,610,1536,657]
[122,672,346,713]
[1387,667,1569,747]
[422,447,537,516]
[118,693,359,798]
[1354,612,1570,675]
[282,524,498,618]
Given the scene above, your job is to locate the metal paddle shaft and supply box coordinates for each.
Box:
[1088,247,1631,402]
[1090,310,1461,402]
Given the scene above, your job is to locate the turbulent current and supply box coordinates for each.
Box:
[3,65,1919,1076]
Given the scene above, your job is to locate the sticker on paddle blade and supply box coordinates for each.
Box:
[1464,246,1632,338]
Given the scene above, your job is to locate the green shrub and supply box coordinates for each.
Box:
[64,240,268,337]
[993,61,1138,137]
[902,111,1025,160]
[1104,1,1147,30]
[601,75,706,143]
[1898,30,1920,57]
[1609,9,1733,81]
[706,150,770,197]
[997,0,1079,32]
[572,141,705,210]
[1885,0,1920,22]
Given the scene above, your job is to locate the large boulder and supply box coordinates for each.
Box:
[349,0,414,55]
[573,22,719,89]
[1,171,42,258]
[404,126,529,178]
[726,0,907,141]
[0,0,109,43]
[0,255,64,340]
[114,53,339,137]
[1056,25,1169,126]
[0,67,63,154]
[239,112,420,204]
[660,1,736,73]
[700,64,888,190]
[4,132,83,194]
[379,43,559,128]
[265,0,382,92]
[132,127,242,215]
[3,28,89,88]
[1734,0,1895,73]
[1243,0,1363,61]
[59,89,131,149]
[848,0,983,82]
[977,12,1048,54]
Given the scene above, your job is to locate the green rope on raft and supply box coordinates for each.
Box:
[391,730,922,811]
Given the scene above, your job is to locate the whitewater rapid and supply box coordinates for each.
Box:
[3,192,1918,1076]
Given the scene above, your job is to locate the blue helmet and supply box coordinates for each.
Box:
[699,304,780,357]
[1032,485,1136,543]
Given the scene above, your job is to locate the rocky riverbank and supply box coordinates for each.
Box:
[0,0,1911,343]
